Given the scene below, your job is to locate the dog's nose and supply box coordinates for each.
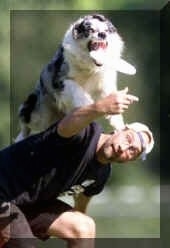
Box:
[98,32,106,39]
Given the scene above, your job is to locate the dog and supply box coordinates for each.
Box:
[16,14,136,141]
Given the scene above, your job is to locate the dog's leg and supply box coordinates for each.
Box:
[15,92,38,142]
[55,79,94,114]
[106,114,125,130]
[100,70,125,130]
[15,124,31,142]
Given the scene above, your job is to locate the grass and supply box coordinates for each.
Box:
[96,216,160,238]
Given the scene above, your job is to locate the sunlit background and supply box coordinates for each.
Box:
[0,0,167,247]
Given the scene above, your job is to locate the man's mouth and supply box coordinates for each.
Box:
[88,40,108,52]
[111,144,123,159]
[111,144,117,156]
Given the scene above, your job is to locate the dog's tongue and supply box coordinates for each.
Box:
[90,51,136,75]
[90,50,106,66]
[115,58,136,75]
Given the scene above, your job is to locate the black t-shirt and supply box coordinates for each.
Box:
[0,121,111,205]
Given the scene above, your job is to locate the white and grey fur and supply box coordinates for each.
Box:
[16,14,136,141]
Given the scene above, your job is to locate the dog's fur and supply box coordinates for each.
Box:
[16,14,136,141]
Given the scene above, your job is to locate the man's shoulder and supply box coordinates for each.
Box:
[42,120,102,143]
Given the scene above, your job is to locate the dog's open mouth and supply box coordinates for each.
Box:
[88,40,108,66]
[88,40,108,52]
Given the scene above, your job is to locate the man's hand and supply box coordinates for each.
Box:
[57,88,139,137]
[95,87,139,115]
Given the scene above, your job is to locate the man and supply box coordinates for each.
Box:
[0,88,154,248]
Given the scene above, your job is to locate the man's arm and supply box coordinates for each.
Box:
[73,193,92,213]
[57,87,139,137]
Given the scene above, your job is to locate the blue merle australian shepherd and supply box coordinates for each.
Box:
[16,14,136,141]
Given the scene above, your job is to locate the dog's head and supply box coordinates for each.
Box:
[63,14,136,74]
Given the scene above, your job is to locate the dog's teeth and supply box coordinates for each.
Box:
[89,41,107,51]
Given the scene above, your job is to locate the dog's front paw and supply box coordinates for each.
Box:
[107,114,125,130]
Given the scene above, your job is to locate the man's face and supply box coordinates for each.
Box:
[100,128,147,163]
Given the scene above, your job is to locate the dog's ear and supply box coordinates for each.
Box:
[72,24,79,39]
[72,22,84,40]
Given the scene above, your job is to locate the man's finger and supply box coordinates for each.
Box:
[122,104,129,109]
[118,87,128,94]
[117,104,129,111]
[123,87,128,93]
[127,94,139,102]
[122,100,133,105]
[124,87,128,93]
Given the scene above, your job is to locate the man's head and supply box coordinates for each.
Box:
[97,122,154,164]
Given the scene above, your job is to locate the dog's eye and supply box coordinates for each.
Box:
[89,28,95,33]
[108,25,117,33]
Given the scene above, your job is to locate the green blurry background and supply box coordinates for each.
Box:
[0,0,166,247]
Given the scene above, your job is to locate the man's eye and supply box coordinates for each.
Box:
[129,146,135,151]
[129,146,137,155]
[129,146,134,153]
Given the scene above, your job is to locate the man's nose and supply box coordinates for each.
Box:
[118,144,128,153]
